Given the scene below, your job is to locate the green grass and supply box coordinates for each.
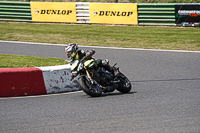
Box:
[0,22,200,51]
[0,54,67,68]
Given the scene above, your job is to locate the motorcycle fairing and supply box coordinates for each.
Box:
[84,59,97,68]
[71,60,79,71]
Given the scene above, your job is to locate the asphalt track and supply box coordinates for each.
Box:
[0,41,200,133]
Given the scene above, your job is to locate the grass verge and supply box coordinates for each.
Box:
[0,22,200,51]
[0,54,67,68]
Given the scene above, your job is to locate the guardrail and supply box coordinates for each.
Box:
[0,2,199,26]
[76,2,90,23]
[0,1,32,22]
[138,3,175,26]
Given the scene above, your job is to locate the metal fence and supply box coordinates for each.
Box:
[138,3,175,26]
[76,2,90,23]
[0,1,31,22]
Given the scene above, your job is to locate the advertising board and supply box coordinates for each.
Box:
[175,4,200,26]
[30,2,77,23]
[89,3,138,25]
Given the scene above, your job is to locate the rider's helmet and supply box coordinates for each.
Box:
[65,43,78,62]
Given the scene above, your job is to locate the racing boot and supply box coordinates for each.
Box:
[102,59,116,75]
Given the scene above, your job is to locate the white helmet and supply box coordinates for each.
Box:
[65,43,78,62]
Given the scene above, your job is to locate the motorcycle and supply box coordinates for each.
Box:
[71,58,132,97]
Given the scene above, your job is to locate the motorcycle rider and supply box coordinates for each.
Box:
[65,43,117,92]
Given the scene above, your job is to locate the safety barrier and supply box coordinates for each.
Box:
[0,64,80,97]
[0,1,32,22]
[0,2,199,26]
[76,2,90,23]
[138,3,175,26]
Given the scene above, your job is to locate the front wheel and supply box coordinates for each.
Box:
[117,73,132,93]
[78,76,102,97]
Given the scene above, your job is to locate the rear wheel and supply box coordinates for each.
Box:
[78,76,102,97]
[117,73,131,93]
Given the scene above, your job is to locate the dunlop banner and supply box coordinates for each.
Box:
[89,3,138,25]
[30,2,76,23]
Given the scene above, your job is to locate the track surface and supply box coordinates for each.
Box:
[0,41,200,133]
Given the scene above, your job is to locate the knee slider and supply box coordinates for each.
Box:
[102,59,109,66]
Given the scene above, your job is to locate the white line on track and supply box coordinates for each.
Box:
[0,91,83,100]
[1,40,200,53]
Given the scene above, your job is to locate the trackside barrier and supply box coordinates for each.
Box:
[76,2,90,23]
[0,64,80,97]
[30,2,77,23]
[0,67,46,97]
[175,4,200,26]
[89,3,138,25]
[38,65,80,94]
[0,2,199,26]
[138,3,175,26]
[0,1,32,22]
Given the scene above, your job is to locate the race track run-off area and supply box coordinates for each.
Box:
[0,41,200,133]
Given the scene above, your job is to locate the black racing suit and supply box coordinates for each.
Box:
[70,49,113,79]
[70,49,117,92]
[69,49,87,65]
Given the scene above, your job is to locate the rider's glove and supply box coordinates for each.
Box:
[70,71,77,81]
[70,73,75,81]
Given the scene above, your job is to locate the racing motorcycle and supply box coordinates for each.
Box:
[71,58,132,97]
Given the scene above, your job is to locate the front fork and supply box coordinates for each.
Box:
[82,66,102,92]
[84,66,94,85]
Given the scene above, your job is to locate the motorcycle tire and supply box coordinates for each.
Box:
[117,73,132,93]
[78,76,102,97]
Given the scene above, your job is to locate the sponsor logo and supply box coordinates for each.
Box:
[93,11,133,17]
[34,9,73,15]
[176,13,185,18]
[35,9,39,14]
[178,10,200,16]
[93,11,97,16]
[190,13,198,17]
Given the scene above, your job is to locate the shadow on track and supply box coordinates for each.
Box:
[131,78,200,83]
[86,91,137,98]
